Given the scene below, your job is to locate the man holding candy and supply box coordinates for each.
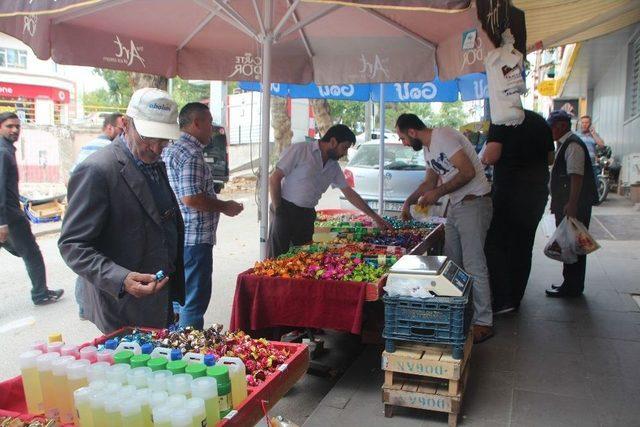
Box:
[59,88,185,333]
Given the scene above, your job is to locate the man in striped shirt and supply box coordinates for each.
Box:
[163,102,243,328]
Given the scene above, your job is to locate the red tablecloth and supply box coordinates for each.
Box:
[230,270,367,334]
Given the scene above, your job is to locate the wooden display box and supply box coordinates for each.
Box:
[381,333,472,427]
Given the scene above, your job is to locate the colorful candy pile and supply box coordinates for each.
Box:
[252,250,390,282]
[361,229,426,249]
[315,212,373,225]
[211,331,290,387]
[0,417,56,427]
[382,215,436,230]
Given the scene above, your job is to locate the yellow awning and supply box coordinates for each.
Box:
[513,0,640,51]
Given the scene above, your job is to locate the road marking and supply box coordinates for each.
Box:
[0,316,36,334]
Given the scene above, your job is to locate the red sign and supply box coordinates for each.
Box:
[0,82,70,104]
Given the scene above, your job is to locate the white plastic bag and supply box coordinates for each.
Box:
[484,29,525,126]
[568,217,600,255]
[544,217,578,264]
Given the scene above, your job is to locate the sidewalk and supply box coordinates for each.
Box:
[303,194,640,427]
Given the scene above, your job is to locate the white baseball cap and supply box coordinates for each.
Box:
[126,88,180,140]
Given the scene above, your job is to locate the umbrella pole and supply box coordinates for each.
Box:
[259,37,273,260]
[378,85,385,216]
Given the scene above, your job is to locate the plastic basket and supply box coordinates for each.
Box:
[382,284,473,359]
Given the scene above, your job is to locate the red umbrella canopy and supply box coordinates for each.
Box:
[0,0,510,83]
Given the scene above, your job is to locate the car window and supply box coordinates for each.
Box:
[348,145,426,170]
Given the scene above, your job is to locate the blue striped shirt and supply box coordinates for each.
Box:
[162,132,220,246]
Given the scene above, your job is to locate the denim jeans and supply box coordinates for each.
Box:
[173,243,213,329]
[445,197,493,326]
[0,217,48,302]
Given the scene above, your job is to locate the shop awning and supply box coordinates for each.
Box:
[514,0,640,51]
[0,82,70,103]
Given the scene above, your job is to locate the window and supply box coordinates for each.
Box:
[626,34,640,119]
[0,47,27,69]
[348,144,426,170]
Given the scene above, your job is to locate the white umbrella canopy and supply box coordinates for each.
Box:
[0,0,520,258]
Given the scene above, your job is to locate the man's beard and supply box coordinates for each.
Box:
[410,137,423,151]
[327,148,341,160]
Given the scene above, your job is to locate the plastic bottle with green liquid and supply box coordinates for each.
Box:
[19,349,43,414]
[206,365,232,419]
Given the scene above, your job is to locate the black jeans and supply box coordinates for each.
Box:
[267,199,316,258]
[485,187,548,309]
[554,207,592,295]
[1,217,48,302]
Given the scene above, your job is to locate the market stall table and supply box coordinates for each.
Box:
[229,224,445,336]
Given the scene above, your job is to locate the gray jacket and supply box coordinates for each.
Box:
[59,140,185,333]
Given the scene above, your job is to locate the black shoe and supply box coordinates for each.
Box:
[551,283,562,289]
[545,287,581,298]
[34,289,64,305]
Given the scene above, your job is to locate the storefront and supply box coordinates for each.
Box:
[0,81,70,125]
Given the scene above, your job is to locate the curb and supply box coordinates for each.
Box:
[34,227,62,238]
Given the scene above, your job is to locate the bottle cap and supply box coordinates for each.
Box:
[185,397,205,416]
[19,350,43,369]
[96,349,115,364]
[166,394,187,409]
[185,363,207,379]
[104,339,118,350]
[73,387,92,406]
[191,377,218,399]
[170,408,192,427]
[167,373,192,395]
[148,370,172,392]
[87,362,111,383]
[105,362,131,384]
[36,352,60,372]
[134,388,152,405]
[113,350,134,365]
[103,394,121,414]
[60,344,80,359]
[141,343,154,354]
[203,354,216,366]
[166,360,187,374]
[127,366,152,388]
[149,390,169,408]
[119,384,137,397]
[66,359,91,380]
[47,341,64,354]
[130,354,151,368]
[30,340,47,353]
[79,346,98,362]
[170,348,182,361]
[48,333,63,343]
[152,405,172,424]
[52,355,76,376]
[147,357,168,372]
[206,365,230,385]
[89,391,107,410]
[118,398,141,417]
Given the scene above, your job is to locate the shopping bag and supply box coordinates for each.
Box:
[544,217,578,264]
[567,217,600,255]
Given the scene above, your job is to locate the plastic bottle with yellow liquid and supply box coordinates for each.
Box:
[134,388,153,427]
[73,386,93,427]
[148,369,172,392]
[51,355,76,423]
[36,352,60,420]
[103,394,123,427]
[170,409,193,427]
[89,391,108,427]
[19,350,44,414]
[216,356,248,409]
[127,366,152,389]
[190,377,219,426]
[88,362,111,384]
[167,373,192,397]
[206,365,232,419]
[67,359,91,395]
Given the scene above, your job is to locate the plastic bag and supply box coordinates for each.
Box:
[568,217,600,255]
[410,204,430,222]
[544,217,578,264]
[484,29,525,126]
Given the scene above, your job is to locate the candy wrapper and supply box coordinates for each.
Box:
[0,417,56,427]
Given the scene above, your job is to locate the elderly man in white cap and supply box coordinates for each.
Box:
[59,88,185,333]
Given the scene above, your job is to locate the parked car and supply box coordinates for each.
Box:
[340,141,426,215]
[202,124,229,193]
[349,129,401,161]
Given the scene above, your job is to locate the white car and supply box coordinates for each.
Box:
[340,141,426,215]
[349,130,400,161]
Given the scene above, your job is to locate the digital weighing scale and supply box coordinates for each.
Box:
[386,255,472,297]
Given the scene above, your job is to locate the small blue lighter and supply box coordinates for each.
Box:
[155,270,166,281]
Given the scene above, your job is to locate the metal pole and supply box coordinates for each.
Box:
[259,0,273,260]
[378,85,385,216]
[364,100,372,140]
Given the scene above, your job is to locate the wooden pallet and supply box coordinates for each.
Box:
[381,333,472,427]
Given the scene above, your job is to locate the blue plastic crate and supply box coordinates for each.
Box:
[383,284,473,359]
